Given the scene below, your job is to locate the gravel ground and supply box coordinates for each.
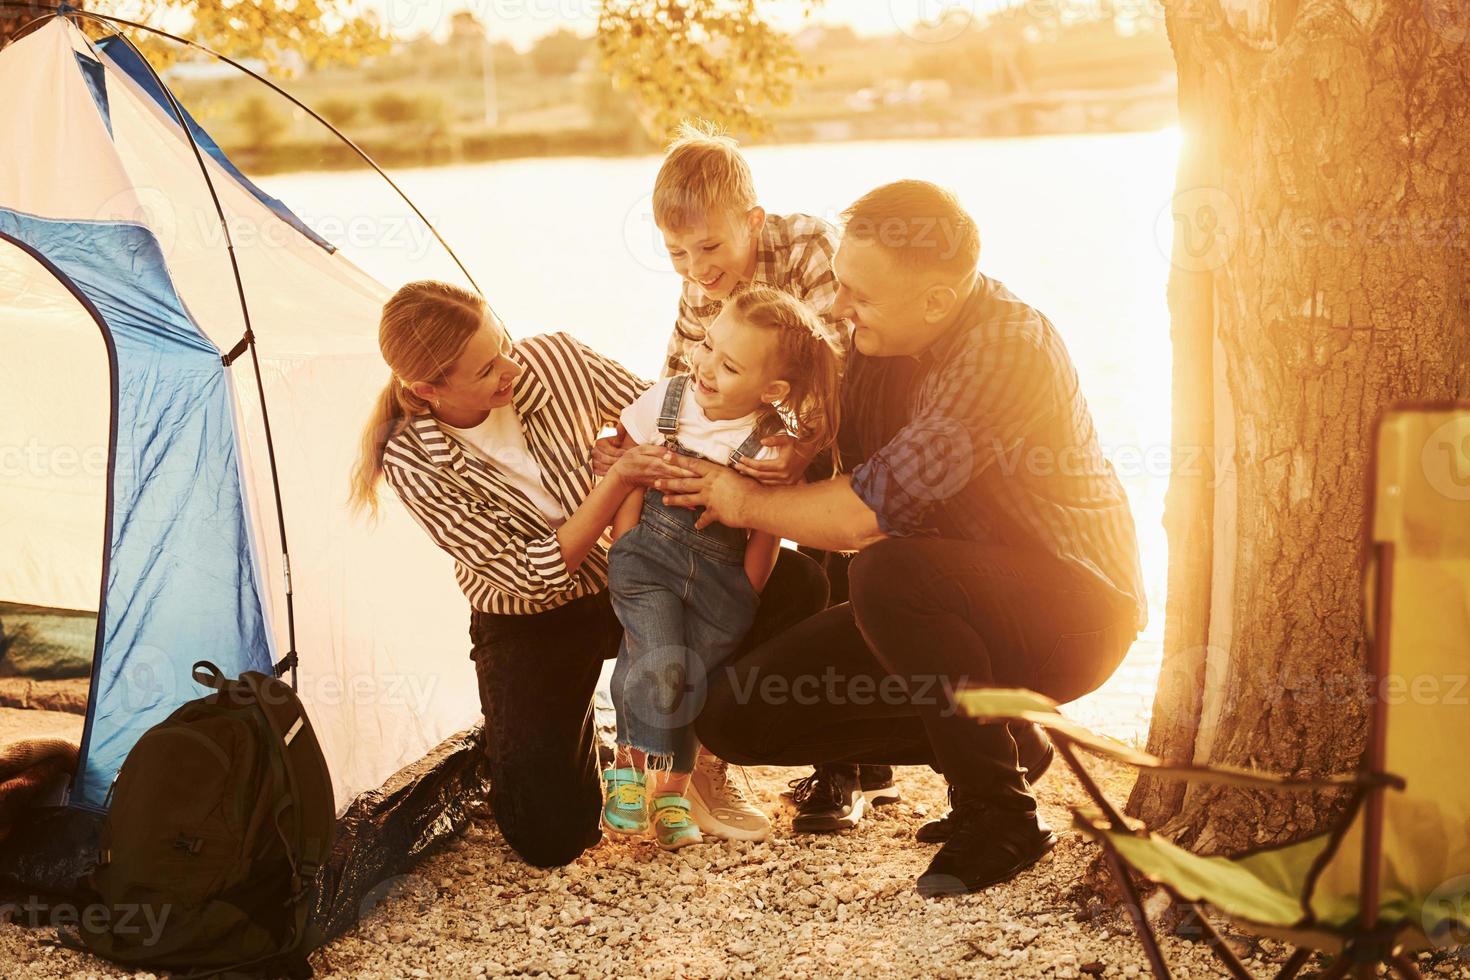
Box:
[3,754,1467,979]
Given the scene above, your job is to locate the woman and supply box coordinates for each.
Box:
[350,281,826,867]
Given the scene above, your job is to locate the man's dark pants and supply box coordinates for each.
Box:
[696,537,1137,811]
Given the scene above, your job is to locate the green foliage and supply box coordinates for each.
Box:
[596,0,822,141]
[233,93,287,147]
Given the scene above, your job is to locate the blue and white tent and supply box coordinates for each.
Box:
[0,19,480,819]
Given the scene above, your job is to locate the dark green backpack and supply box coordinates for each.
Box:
[75,660,335,978]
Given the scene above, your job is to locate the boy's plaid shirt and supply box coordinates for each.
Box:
[660,212,843,378]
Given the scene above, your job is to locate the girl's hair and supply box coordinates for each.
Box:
[349,280,488,515]
[727,286,843,474]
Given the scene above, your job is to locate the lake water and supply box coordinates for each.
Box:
[268,130,1181,742]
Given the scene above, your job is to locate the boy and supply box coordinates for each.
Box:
[651,123,845,381]
[595,123,902,841]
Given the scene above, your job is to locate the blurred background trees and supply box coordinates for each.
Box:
[2,0,1174,171]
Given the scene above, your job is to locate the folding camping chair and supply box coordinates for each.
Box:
[959,404,1470,979]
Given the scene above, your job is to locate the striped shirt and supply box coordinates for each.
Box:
[382,332,649,616]
[662,211,844,378]
[848,275,1148,629]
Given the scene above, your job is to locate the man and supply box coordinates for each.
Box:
[656,180,1147,896]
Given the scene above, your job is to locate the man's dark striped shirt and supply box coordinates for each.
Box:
[848,275,1148,628]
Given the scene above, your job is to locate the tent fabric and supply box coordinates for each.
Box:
[73,51,111,134]
[93,35,335,254]
[0,19,480,815]
[0,211,272,808]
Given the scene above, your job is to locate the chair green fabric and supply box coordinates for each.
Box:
[958,405,1470,976]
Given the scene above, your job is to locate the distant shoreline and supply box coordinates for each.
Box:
[232,109,1179,176]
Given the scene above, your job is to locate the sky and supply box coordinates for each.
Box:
[356,0,1015,50]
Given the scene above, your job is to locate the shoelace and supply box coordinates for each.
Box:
[700,756,751,806]
[785,771,844,811]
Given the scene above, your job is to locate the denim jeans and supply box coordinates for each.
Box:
[467,548,826,868]
[608,488,761,773]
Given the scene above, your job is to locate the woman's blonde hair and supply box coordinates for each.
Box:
[727,286,842,474]
[349,280,488,515]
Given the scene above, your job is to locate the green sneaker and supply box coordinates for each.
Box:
[602,767,649,835]
[650,793,703,850]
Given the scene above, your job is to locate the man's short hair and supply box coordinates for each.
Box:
[653,121,759,231]
[840,180,980,278]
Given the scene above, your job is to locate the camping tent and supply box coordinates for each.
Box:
[0,16,489,928]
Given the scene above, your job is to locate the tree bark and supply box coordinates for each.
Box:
[1129,0,1470,852]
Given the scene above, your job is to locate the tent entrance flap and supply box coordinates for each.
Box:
[0,214,273,810]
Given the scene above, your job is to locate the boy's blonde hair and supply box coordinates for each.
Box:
[653,122,758,231]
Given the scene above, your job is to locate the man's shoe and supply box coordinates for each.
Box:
[916,801,1057,897]
[688,753,771,842]
[780,763,900,808]
[788,763,866,833]
[859,764,901,806]
[916,723,1055,843]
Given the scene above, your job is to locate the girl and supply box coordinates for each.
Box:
[602,286,842,849]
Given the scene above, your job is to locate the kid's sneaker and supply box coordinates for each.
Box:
[601,767,649,836]
[688,753,771,842]
[650,794,703,850]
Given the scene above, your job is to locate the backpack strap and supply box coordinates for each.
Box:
[238,672,335,958]
[656,376,688,441]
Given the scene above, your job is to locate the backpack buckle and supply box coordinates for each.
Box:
[172,833,204,854]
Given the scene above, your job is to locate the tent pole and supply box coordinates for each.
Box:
[76,19,302,688]
[0,3,486,303]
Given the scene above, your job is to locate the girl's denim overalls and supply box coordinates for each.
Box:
[608,375,768,771]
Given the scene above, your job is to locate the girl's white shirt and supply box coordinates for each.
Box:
[620,377,778,465]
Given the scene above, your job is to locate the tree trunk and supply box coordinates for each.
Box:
[1129,0,1470,852]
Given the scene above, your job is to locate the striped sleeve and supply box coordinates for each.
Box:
[381,450,576,604]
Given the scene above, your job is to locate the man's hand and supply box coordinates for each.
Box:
[656,455,761,530]
[590,422,629,477]
[611,444,696,488]
[732,433,815,486]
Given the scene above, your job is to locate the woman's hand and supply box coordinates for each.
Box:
[733,433,814,486]
[610,443,696,488]
[590,423,630,477]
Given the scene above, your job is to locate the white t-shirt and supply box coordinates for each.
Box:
[620,377,777,464]
[440,408,568,527]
